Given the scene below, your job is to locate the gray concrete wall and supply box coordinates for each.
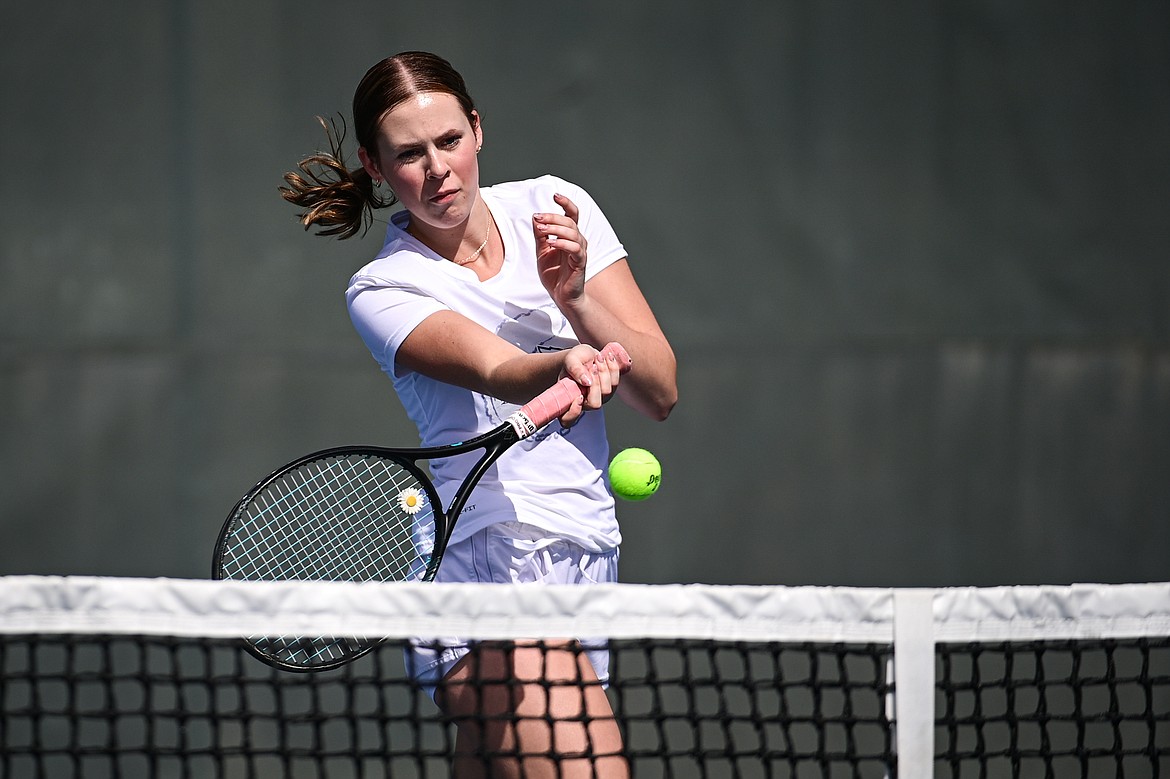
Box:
[2,2,1167,587]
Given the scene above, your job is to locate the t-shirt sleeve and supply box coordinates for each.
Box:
[345,274,447,377]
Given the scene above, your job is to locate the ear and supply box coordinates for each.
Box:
[357,146,381,183]
[471,110,483,151]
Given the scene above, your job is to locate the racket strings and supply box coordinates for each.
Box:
[219,454,437,667]
[223,455,432,582]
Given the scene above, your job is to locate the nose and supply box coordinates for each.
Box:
[424,148,449,179]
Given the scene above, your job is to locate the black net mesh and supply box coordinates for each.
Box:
[3,601,1170,777]
[935,638,1170,779]
[611,640,893,778]
[1,634,894,778]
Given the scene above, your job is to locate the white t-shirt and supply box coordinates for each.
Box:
[346,176,627,551]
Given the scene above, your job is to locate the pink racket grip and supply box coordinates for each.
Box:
[509,343,632,436]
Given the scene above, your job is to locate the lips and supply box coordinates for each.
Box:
[430,189,459,204]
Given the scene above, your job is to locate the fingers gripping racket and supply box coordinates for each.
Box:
[213,343,631,671]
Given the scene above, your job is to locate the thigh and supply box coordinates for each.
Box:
[440,638,629,779]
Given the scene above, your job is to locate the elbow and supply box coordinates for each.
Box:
[645,362,679,421]
[621,385,676,422]
[623,351,678,421]
[646,387,678,422]
[651,404,675,423]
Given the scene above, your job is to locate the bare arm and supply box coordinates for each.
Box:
[534,194,677,421]
[395,310,626,426]
[559,259,677,421]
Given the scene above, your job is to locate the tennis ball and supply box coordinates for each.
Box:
[608,448,662,501]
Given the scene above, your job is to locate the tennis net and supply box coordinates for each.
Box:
[1,576,1168,778]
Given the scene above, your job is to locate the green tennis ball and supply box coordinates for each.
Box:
[608,448,662,501]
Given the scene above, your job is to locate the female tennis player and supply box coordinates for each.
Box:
[280,51,677,778]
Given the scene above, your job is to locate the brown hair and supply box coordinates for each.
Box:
[279,52,479,240]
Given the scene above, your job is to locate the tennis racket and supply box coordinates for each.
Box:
[213,342,631,671]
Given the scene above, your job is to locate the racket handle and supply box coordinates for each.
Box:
[510,343,632,436]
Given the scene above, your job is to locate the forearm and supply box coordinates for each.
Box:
[483,350,573,405]
[397,312,608,411]
[395,293,665,420]
[560,291,677,421]
[533,198,676,420]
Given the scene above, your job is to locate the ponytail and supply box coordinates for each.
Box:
[279,116,393,240]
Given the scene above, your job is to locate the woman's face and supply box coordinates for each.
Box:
[360,92,482,233]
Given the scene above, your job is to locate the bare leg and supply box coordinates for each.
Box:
[437,640,630,779]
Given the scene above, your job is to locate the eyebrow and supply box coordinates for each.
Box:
[391,127,465,152]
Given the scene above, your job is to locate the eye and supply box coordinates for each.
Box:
[440,134,461,148]
[396,148,422,162]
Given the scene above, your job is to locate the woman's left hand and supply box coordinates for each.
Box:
[533,193,588,309]
[556,342,624,427]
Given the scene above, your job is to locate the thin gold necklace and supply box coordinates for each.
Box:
[454,207,492,266]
